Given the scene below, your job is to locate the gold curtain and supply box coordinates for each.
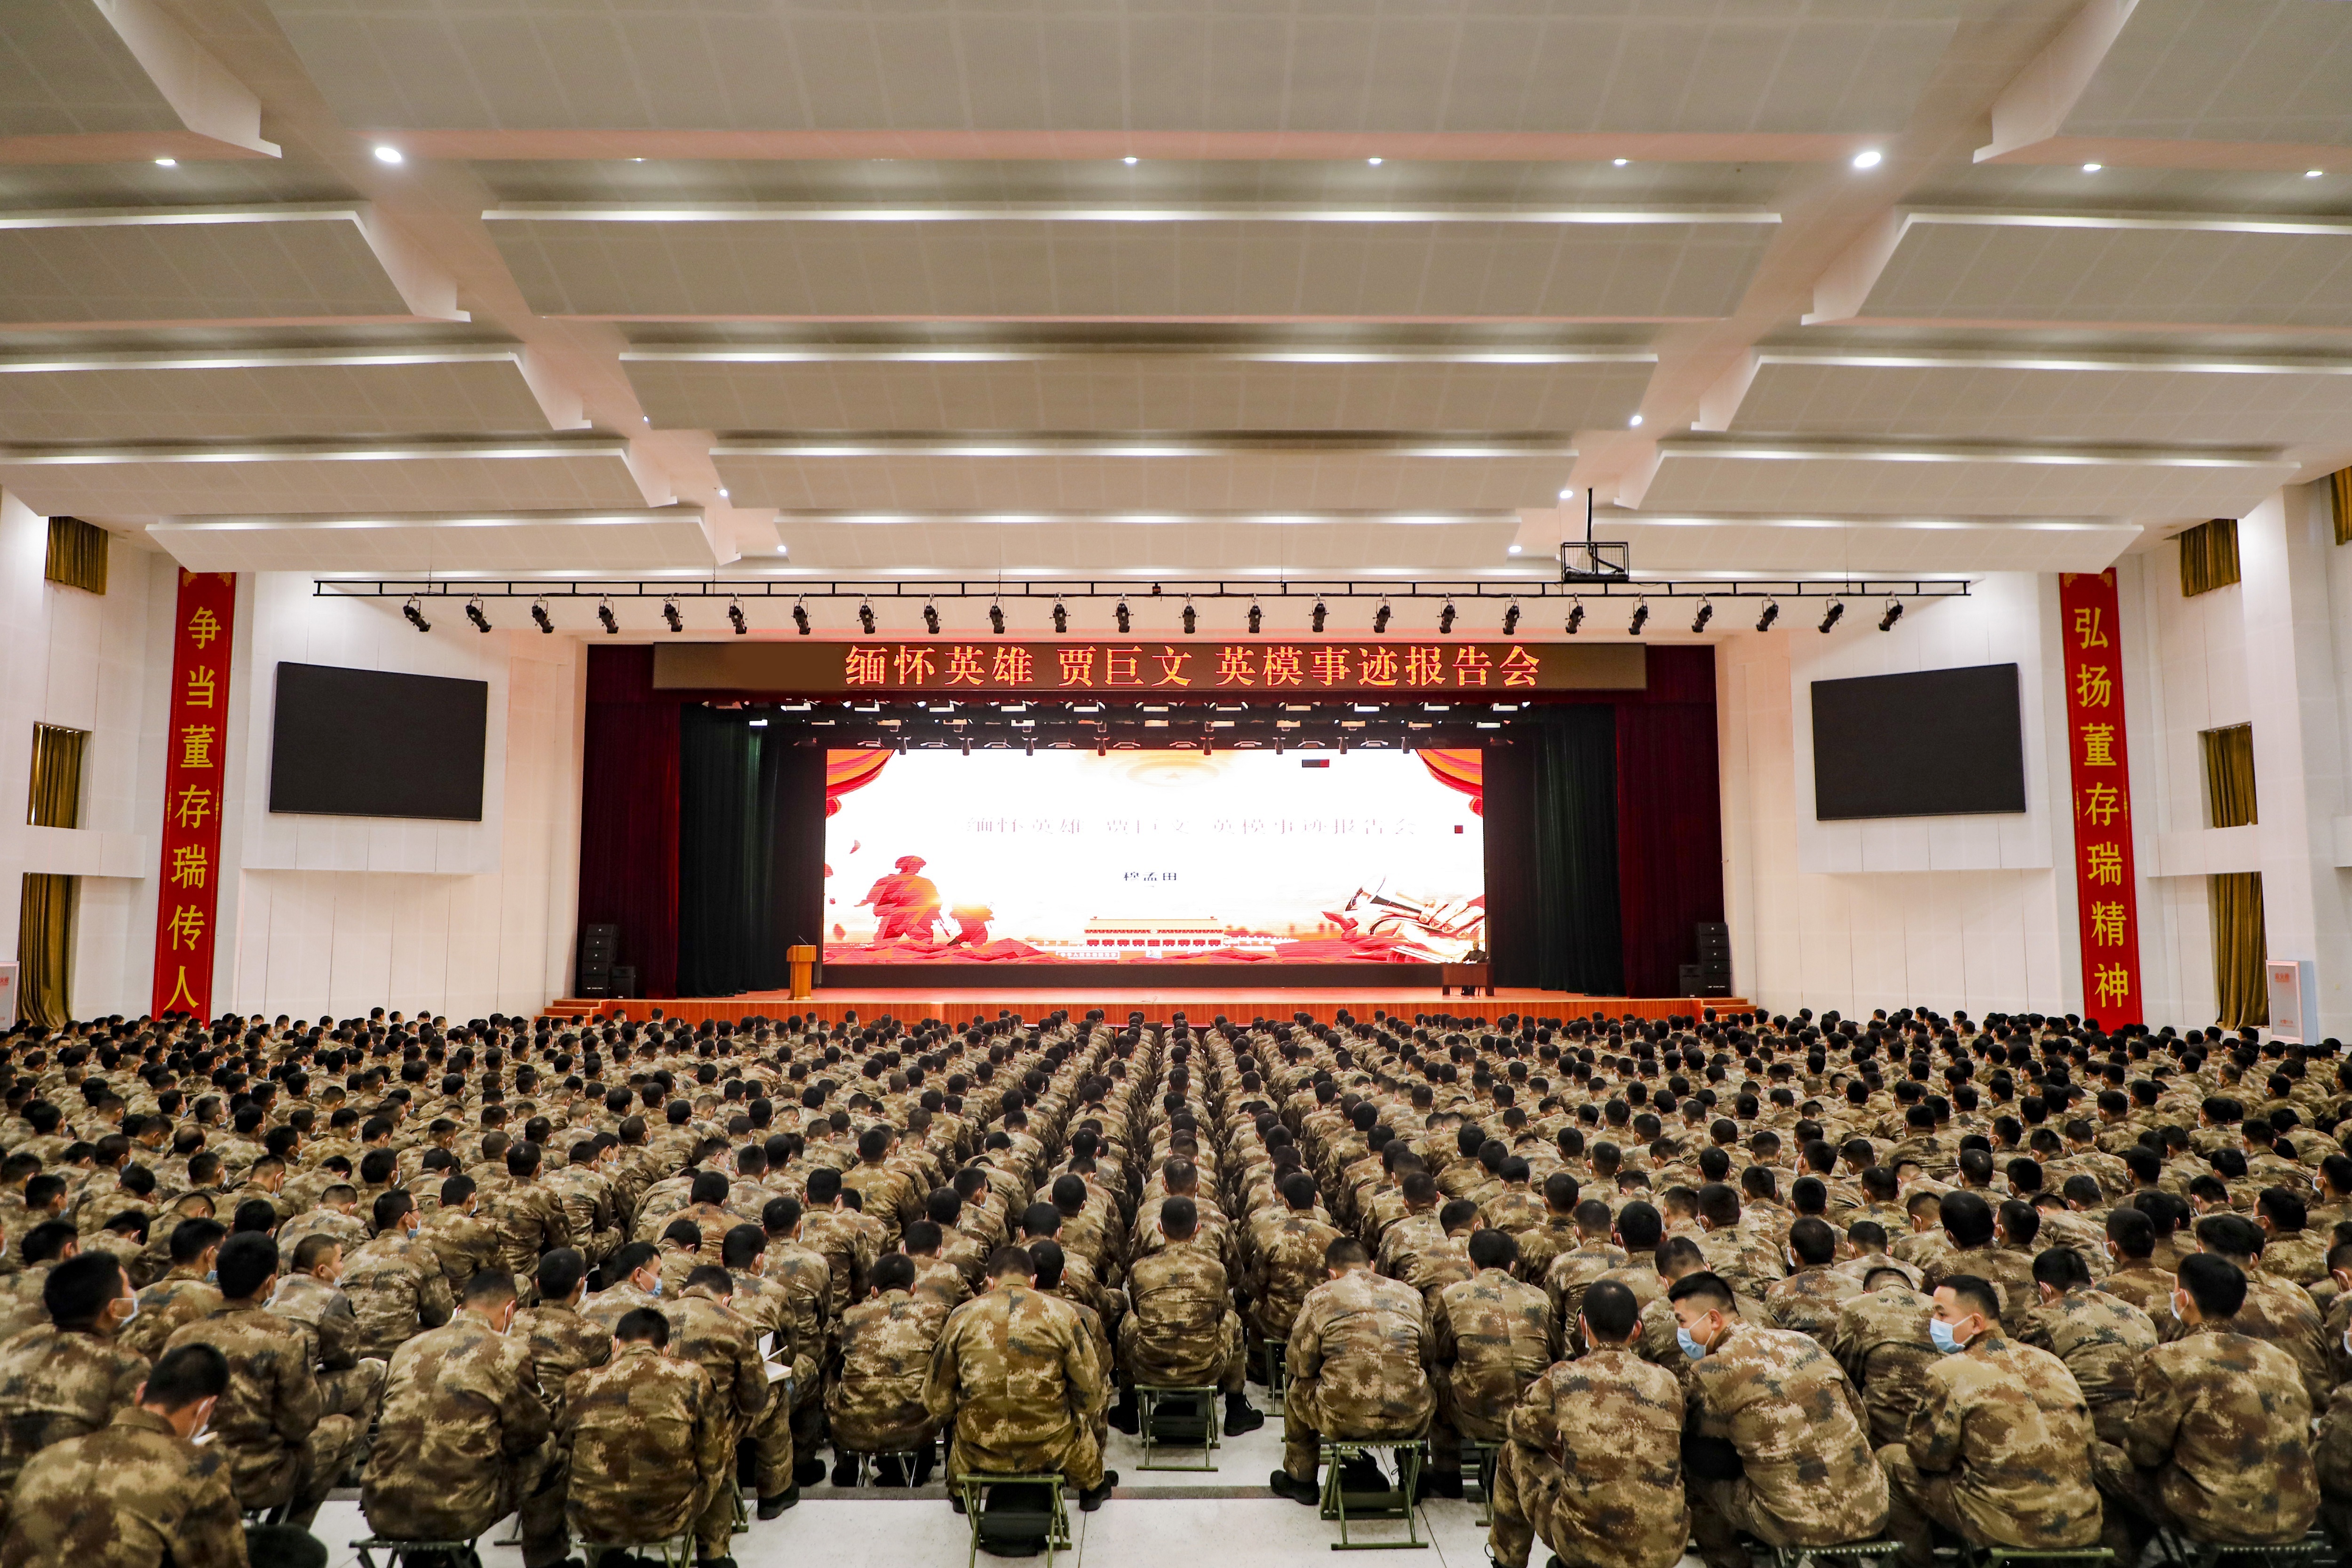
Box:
[2200,723,2257,828]
[2211,871,2268,1028]
[26,724,85,829]
[2334,467,2352,548]
[41,517,106,595]
[2178,517,2241,597]
[16,874,71,1029]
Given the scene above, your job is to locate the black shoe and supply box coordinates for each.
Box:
[756,1488,799,1519]
[874,1457,910,1488]
[1105,1397,1140,1435]
[1221,1395,1265,1436]
[1339,1458,1387,1493]
[1078,1473,1117,1512]
[1268,1469,1319,1505]
[794,1456,828,1488]
[912,1448,937,1487]
[830,1456,860,1488]
[1417,1471,1463,1501]
[951,1490,967,1515]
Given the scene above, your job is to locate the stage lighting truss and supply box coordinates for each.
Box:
[737,695,1544,754]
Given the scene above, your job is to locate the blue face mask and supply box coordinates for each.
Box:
[1677,1326,1706,1361]
[1928,1318,1963,1354]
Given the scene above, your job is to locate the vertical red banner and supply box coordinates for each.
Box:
[151,570,236,1020]
[2057,569,2142,1028]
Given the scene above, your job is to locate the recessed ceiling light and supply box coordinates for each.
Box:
[1629,414,1645,428]
[2309,169,2326,178]
[373,144,404,165]
[2082,162,2103,173]
[1367,157,1383,166]
[1122,156,1138,165]
[1557,488,1573,500]
[717,488,730,498]
[1613,158,1629,167]
[1506,544,1523,555]
[154,158,176,167]
[1851,149,1882,169]
[630,157,645,163]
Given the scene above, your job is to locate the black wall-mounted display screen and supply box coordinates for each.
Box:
[1811,663,2027,820]
[268,661,487,821]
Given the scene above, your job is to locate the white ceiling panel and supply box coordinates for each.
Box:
[1845,214,2352,330]
[1729,353,2352,446]
[714,436,1575,512]
[0,0,187,137]
[1634,438,2297,517]
[487,212,1778,321]
[770,512,1520,573]
[0,207,418,325]
[1610,514,2141,576]
[0,349,551,440]
[266,0,1960,137]
[623,350,1653,433]
[2060,0,2352,147]
[149,506,718,573]
[0,438,654,521]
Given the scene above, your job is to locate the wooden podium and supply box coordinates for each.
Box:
[1439,963,1492,996]
[786,944,818,1000]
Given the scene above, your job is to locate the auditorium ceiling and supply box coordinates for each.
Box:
[5,0,2350,600]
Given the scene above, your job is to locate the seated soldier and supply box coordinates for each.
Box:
[1109,1195,1262,1438]
[362,1269,566,1568]
[1763,1216,1859,1347]
[0,1253,149,1505]
[923,1245,1116,1511]
[1671,1270,1891,1568]
[1269,1236,1434,1505]
[1427,1228,1551,1498]
[265,1233,385,1437]
[827,1251,944,1486]
[510,1247,612,1427]
[2018,1244,2156,1445]
[2093,1252,2320,1553]
[561,1307,730,1568]
[1878,1273,2103,1568]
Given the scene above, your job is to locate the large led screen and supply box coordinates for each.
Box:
[824,749,1485,965]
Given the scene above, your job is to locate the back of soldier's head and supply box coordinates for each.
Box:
[988,1246,1036,1281]
[1581,1278,1639,1343]
[1788,1216,1836,1267]
[1467,1228,1517,1272]
[1161,1195,1199,1240]
[1279,1172,1319,1211]
[610,1241,660,1280]
[685,1264,733,1295]
[1324,1236,1368,1273]
[143,1342,229,1410]
[216,1232,278,1299]
[722,1225,764,1270]
[169,1215,227,1265]
[536,1247,587,1301]
[464,1268,519,1310]
[616,1306,670,1347]
[2177,1252,2247,1320]
[2032,1245,2090,1292]
[1614,1201,1663,1251]
[44,1252,125,1330]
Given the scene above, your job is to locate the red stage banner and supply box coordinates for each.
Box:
[2058,569,2142,1028]
[151,570,235,1020]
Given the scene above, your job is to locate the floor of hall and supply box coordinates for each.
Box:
[313,1422,1712,1568]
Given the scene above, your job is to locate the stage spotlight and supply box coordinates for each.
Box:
[1052,599,1068,634]
[1247,599,1262,635]
[1691,600,1714,635]
[596,598,619,635]
[1438,600,1456,634]
[1310,598,1327,633]
[1372,600,1391,634]
[988,601,1006,636]
[464,596,492,634]
[661,597,684,633]
[1628,600,1649,636]
[1115,598,1131,634]
[727,597,748,636]
[858,600,877,636]
[1755,599,1780,632]
[530,597,554,635]
[1565,601,1585,635]
[1819,599,1845,634]
[923,601,941,635]
[1502,601,1520,636]
[1181,598,1196,635]
[792,599,811,636]
[1878,598,1904,632]
[402,596,432,633]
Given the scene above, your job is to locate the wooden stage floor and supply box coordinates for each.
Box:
[546,988,1750,1027]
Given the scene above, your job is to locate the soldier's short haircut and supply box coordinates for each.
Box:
[372,1191,414,1233]
[441,1174,477,1209]
[2032,1246,2090,1290]
[170,1216,228,1264]
[691,1170,729,1207]
[144,1343,230,1410]
[1847,1219,1889,1251]
[1271,1172,1315,1211]
[1788,1217,1836,1267]
[926,1187,962,1224]
[1581,1278,1640,1343]
[685,1265,733,1294]
[858,1127,891,1161]
[615,1306,670,1347]
[872,1252,918,1293]
[1664,1270,1735,1313]
[905,1220,943,1255]
[232,1199,278,1235]
[763,1196,803,1234]
[20,1219,75,1266]
[2178,1252,2247,1320]
[44,1252,127,1329]
[1542,1172,1581,1212]
[291,1234,341,1274]
[2106,1206,2155,1258]
[1466,1228,1517,1271]
[464,1268,519,1308]
[1862,1265,1914,1291]
[216,1232,279,1300]
[1613,1201,1663,1251]
[610,1241,660,1279]
[2258,1187,2308,1232]
[1938,1273,2001,1325]
[1401,1172,1439,1206]
[1438,1198,1481,1234]
[1160,1196,1199,1239]
[987,1245,1036,1279]
[1998,1200,2041,1248]
[807,1168,842,1203]
[1653,1235,1708,1279]
[662,1218,704,1250]
[319,1184,357,1207]
[2195,1212,2265,1260]
[1020,1202,1061,1239]
[1938,1191,1996,1248]
[536,1247,588,1300]
[1323,1236,1368,1271]
[359,1150,397,1186]
[1028,1238,1066,1291]
[722,1225,765,1269]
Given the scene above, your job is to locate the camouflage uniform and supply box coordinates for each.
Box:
[1488,1347,1687,1568]
[1429,1266,1550,1480]
[417,1205,502,1290]
[340,1231,455,1360]
[2018,1289,2157,1444]
[665,1281,791,1541]
[362,1315,567,1567]
[1684,1322,1891,1568]
[1120,1239,1246,1393]
[2093,1329,2319,1546]
[122,1266,222,1364]
[560,1341,731,1550]
[1281,1268,1432,1483]
[0,1323,149,1506]
[1878,1332,2103,1568]
[1764,1265,1861,1348]
[1920,1244,2039,1335]
[511,1296,614,1425]
[485,1179,572,1278]
[1830,1280,1942,1446]
[922,1282,1105,1488]
[0,1406,244,1568]
[265,1272,386,1429]
[162,1304,364,1520]
[829,1287,947,1456]
[2316,1380,2352,1560]
[1542,1242,1631,1358]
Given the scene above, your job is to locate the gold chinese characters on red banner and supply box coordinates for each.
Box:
[2058,569,2141,1028]
[151,571,235,1019]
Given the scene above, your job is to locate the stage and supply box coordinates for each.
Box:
[544,988,1750,1027]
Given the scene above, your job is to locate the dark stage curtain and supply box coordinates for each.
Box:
[678,708,794,995]
[1486,706,1623,994]
[578,646,679,998]
[1616,646,1726,997]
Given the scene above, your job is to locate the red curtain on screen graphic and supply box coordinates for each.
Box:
[1418,750,1484,814]
[2058,570,2143,1028]
[826,749,889,815]
[151,571,237,1019]
[579,646,681,999]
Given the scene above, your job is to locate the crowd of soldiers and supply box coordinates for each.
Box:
[0,997,2347,1568]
